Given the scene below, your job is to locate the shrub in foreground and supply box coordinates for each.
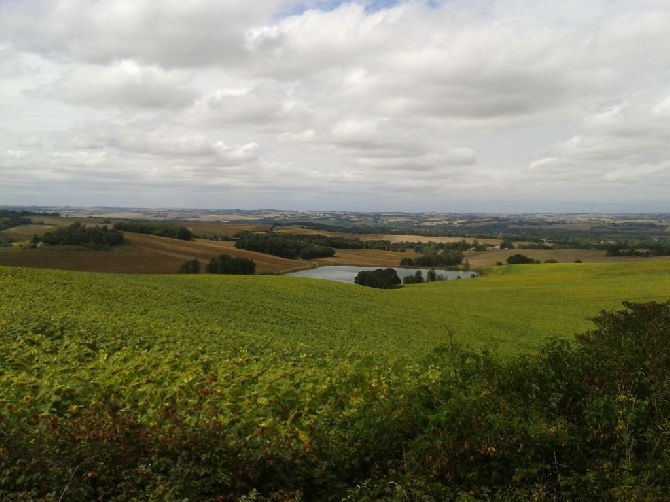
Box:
[1,301,669,500]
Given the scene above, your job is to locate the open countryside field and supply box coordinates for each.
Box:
[4,219,666,275]
[0,228,420,274]
[465,248,670,269]
[357,233,503,245]
[1,260,668,366]
[2,261,669,499]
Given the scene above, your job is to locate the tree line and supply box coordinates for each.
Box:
[178,254,256,275]
[234,232,336,259]
[40,223,124,250]
[113,222,193,241]
[0,210,32,232]
[400,250,464,268]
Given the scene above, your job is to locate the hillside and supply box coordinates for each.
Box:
[1,262,669,499]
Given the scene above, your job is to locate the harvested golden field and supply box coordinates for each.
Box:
[0,234,297,275]
[358,234,502,245]
[0,224,59,240]
[0,232,414,274]
[124,234,300,274]
[313,248,419,267]
[186,222,272,236]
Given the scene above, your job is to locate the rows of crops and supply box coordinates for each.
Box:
[1,262,670,499]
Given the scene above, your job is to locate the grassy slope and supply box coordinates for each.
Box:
[1,261,668,458]
[2,260,669,359]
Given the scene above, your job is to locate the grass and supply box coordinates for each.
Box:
[2,260,668,358]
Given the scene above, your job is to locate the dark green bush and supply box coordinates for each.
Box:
[178,259,201,274]
[205,254,255,275]
[354,268,401,289]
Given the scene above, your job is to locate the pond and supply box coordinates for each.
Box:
[285,266,477,284]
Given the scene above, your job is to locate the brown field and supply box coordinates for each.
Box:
[0,232,416,275]
[0,224,59,240]
[357,234,502,245]
[2,220,668,275]
[186,223,272,236]
[314,248,419,267]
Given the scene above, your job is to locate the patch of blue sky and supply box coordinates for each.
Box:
[276,0,411,19]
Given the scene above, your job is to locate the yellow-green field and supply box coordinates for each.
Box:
[2,260,668,358]
[1,261,669,499]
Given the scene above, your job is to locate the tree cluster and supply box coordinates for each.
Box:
[235,232,336,259]
[354,268,401,289]
[0,210,32,231]
[205,254,256,275]
[604,241,670,257]
[401,269,441,284]
[400,250,463,268]
[506,253,538,264]
[40,223,124,250]
[113,222,192,241]
[177,260,201,274]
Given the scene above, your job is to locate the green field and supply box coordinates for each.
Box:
[1,262,669,500]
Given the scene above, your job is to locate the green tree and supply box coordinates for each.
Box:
[205,254,255,275]
[506,253,535,264]
[402,270,424,284]
[178,260,201,274]
[355,268,401,289]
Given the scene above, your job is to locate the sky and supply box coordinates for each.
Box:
[1,0,669,213]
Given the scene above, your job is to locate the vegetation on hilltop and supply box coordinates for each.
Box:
[40,222,124,250]
[113,221,193,241]
[235,231,337,259]
[0,210,32,231]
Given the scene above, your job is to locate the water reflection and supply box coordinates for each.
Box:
[285,266,477,284]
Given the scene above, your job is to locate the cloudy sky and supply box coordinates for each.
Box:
[1,0,669,212]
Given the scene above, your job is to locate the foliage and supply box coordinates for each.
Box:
[400,250,463,268]
[40,222,124,250]
[506,253,538,264]
[113,221,192,241]
[235,232,336,259]
[402,270,424,284]
[354,268,401,289]
[604,241,670,257]
[205,254,256,274]
[0,210,32,231]
[178,259,201,274]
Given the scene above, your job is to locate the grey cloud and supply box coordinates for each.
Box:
[36,61,196,109]
[0,0,283,68]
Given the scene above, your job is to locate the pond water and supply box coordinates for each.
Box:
[285,266,477,284]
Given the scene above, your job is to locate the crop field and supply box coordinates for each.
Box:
[1,261,669,499]
[0,231,419,274]
[464,248,670,269]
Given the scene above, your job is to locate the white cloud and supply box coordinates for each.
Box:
[38,60,196,109]
[1,0,669,211]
